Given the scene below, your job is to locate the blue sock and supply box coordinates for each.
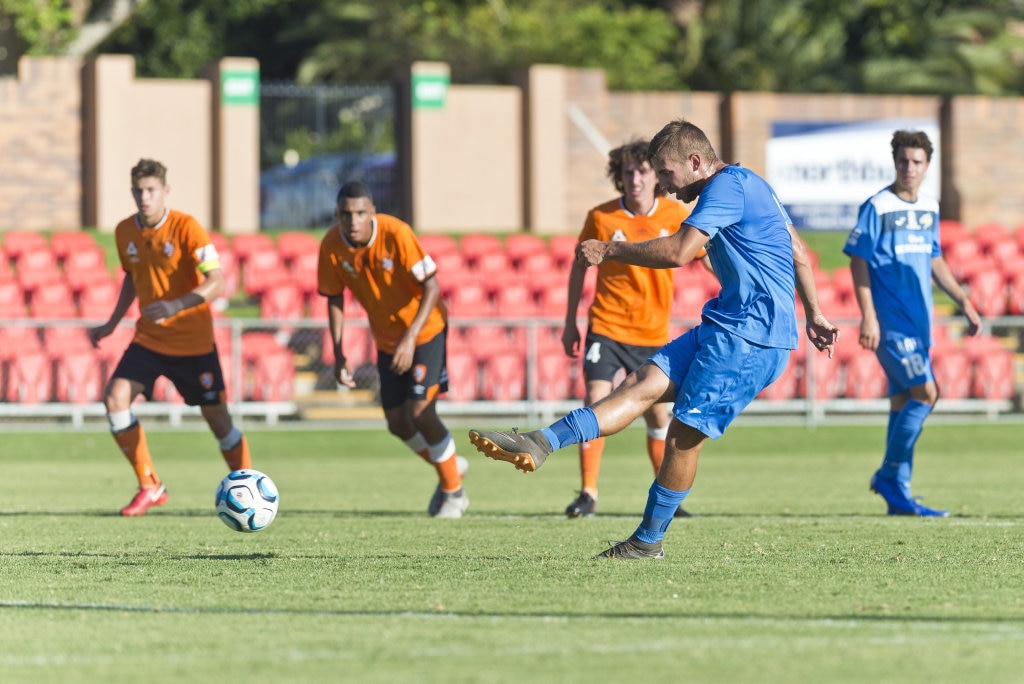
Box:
[541,407,599,451]
[878,400,932,491]
[634,481,690,544]
[885,409,898,446]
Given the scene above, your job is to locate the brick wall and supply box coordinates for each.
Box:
[0,57,83,231]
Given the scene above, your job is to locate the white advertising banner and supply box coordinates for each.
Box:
[765,119,941,231]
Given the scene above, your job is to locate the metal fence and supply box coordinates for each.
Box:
[259,82,400,228]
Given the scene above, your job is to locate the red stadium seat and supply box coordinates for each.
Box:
[548,234,579,270]
[492,282,539,317]
[418,234,459,258]
[470,250,512,274]
[248,350,296,401]
[30,279,78,318]
[432,249,467,277]
[215,248,241,300]
[446,281,494,318]
[287,249,320,301]
[479,350,527,401]
[41,325,92,354]
[842,352,888,400]
[321,326,375,370]
[458,234,503,267]
[516,249,556,276]
[535,353,577,401]
[15,247,63,294]
[276,231,321,266]
[0,325,43,361]
[931,348,971,400]
[966,270,1007,317]
[0,280,27,317]
[443,349,480,402]
[973,223,1011,252]
[504,233,547,267]
[5,350,53,403]
[243,249,290,297]
[50,231,99,264]
[259,282,306,321]
[52,349,105,403]
[231,233,276,266]
[1,230,48,262]
[970,349,1014,400]
[799,354,843,399]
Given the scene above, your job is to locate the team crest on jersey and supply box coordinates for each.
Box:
[163,241,175,257]
[611,229,627,242]
[126,242,139,263]
[199,372,214,389]
[382,257,394,272]
[412,363,427,383]
[342,261,356,274]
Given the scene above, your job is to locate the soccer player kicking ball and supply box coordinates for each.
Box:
[89,159,253,517]
[317,181,468,518]
[470,119,838,558]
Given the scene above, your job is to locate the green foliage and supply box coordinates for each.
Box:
[92,0,1024,96]
[2,0,77,54]
[2,424,1024,682]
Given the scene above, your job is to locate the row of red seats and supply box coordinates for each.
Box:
[0,326,297,404]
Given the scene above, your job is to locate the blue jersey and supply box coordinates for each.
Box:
[843,186,940,344]
[685,165,798,350]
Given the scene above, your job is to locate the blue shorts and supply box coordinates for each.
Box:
[875,332,935,396]
[650,323,789,439]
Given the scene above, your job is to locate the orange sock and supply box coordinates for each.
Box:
[579,436,605,492]
[113,423,160,489]
[435,455,463,493]
[647,435,666,474]
[221,435,252,471]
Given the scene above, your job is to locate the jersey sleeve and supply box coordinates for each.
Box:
[843,200,879,261]
[317,232,345,297]
[578,209,599,242]
[394,223,437,284]
[180,216,214,272]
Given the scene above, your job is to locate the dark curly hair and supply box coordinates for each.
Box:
[607,139,663,196]
[891,130,933,162]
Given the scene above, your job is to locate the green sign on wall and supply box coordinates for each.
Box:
[411,73,449,110]
[221,70,260,106]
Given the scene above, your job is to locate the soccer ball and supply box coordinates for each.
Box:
[215,469,279,533]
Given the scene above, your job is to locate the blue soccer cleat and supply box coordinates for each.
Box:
[870,472,949,517]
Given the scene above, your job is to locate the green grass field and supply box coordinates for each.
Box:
[2,423,1023,683]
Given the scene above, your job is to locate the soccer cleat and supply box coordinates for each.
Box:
[565,491,597,518]
[432,489,469,519]
[120,484,168,517]
[468,428,552,473]
[870,473,949,517]
[428,455,469,516]
[593,535,664,559]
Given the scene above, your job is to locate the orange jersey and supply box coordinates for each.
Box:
[317,214,446,354]
[114,209,219,356]
[582,197,691,346]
